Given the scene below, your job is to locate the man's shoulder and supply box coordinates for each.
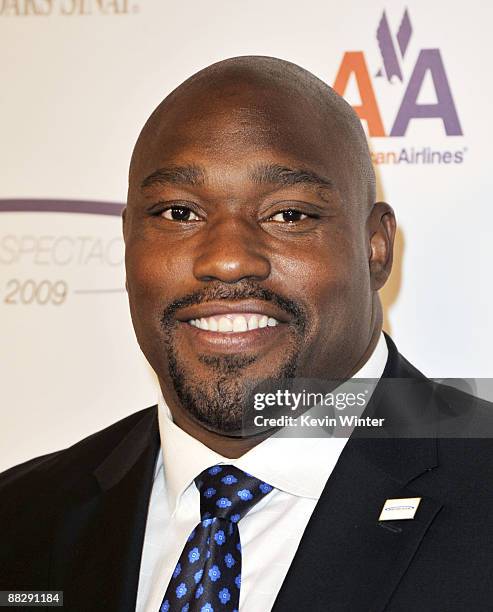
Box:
[0,405,158,497]
[387,332,493,414]
[432,379,493,439]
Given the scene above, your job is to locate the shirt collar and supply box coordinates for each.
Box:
[158,331,388,512]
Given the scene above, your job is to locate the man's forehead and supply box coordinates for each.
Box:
[128,57,375,209]
[131,106,344,195]
[131,71,347,170]
[139,98,332,159]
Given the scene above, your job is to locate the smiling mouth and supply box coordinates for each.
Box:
[188,313,280,333]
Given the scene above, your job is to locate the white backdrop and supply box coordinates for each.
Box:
[1,0,492,471]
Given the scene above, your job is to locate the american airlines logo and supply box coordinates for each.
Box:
[333,8,463,138]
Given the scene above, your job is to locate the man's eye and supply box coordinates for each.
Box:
[162,207,200,221]
[269,209,308,223]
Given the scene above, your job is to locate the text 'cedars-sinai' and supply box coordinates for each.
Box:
[0,0,137,16]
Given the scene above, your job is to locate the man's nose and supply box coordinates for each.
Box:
[193,218,271,283]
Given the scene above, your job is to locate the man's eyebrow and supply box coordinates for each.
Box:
[250,163,334,190]
[140,165,206,190]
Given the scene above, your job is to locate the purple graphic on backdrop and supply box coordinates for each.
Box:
[376,11,404,82]
[391,49,462,136]
[396,9,412,58]
[333,8,463,139]
[0,199,126,296]
[376,9,412,82]
[0,199,124,216]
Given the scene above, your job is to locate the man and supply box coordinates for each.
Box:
[1,56,492,611]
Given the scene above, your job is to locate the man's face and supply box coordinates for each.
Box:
[124,84,375,435]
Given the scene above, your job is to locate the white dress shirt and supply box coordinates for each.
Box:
[135,332,388,612]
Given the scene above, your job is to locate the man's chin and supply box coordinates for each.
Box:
[173,379,258,435]
[166,340,301,437]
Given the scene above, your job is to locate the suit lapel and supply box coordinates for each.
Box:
[272,334,445,612]
[49,408,160,612]
[272,437,442,612]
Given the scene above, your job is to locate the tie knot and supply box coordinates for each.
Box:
[195,464,274,522]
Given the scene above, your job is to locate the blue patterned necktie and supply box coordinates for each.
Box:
[159,464,274,612]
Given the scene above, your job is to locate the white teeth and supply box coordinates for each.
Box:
[218,317,233,332]
[232,315,248,332]
[248,315,259,330]
[188,313,279,333]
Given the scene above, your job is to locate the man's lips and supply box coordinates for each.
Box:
[175,300,291,326]
[190,312,279,332]
[173,300,291,347]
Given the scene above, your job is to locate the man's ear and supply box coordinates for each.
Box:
[368,202,396,291]
[122,207,128,292]
[122,206,127,242]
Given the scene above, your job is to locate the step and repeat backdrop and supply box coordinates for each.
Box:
[1,0,492,470]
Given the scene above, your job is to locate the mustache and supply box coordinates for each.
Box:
[160,280,307,332]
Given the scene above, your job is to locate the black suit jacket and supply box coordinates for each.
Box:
[2,334,493,611]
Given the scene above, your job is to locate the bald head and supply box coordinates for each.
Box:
[129,55,375,213]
